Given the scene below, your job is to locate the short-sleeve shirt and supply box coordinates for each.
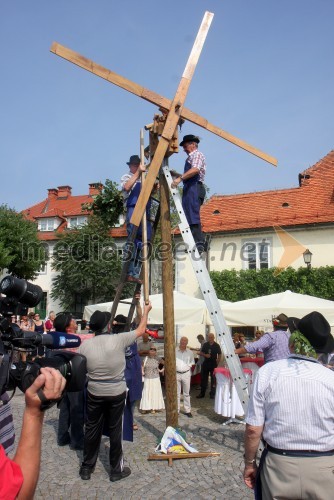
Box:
[187,150,206,182]
[142,357,161,379]
[79,331,137,397]
[246,356,334,450]
[201,341,221,369]
[0,445,23,499]
[120,171,141,204]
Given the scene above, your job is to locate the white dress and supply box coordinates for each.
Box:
[140,357,165,411]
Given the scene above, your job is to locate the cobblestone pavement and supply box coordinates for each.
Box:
[10,386,253,500]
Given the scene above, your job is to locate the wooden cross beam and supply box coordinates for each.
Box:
[50,43,277,168]
[50,19,277,187]
[50,10,276,429]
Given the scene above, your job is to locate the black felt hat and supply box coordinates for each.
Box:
[287,317,300,333]
[89,310,111,332]
[112,314,127,334]
[179,134,200,147]
[126,155,141,165]
[54,313,72,332]
[297,311,334,354]
[114,314,127,325]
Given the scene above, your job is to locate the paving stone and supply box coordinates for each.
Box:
[10,387,253,499]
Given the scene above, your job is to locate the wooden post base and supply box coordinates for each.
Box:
[148,451,220,467]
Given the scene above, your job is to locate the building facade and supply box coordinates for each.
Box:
[176,150,334,297]
[22,150,334,319]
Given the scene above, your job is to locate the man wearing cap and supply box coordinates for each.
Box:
[243,311,334,499]
[121,155,152,283]
[235,313,291,364]
[78,302,152,482]
[171,134,207,253]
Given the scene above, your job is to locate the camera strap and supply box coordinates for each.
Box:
[37,388,62,412]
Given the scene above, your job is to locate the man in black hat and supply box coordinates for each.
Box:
[121,155,152,283]
[235,313,291,363]
[78,302,152,482]
[243,310,334,499]
[171,134,207,253]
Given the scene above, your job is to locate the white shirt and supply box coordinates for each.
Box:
[176,348,195,372]
[246,355,334,451]
[120,171,141,203]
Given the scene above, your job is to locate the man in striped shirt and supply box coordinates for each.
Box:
[243,311,334,499]
[171,134,207,254]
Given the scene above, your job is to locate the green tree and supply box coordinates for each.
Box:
[51,216,130,310]
[210,266,334,302]
[0,205,47,279]
[82,179,124,228]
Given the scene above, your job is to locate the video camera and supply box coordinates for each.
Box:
[0,275,87,409]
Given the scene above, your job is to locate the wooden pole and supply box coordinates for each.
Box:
[160,161,178,428]
[140,129,149,304]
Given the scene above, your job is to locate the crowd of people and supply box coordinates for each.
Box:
[2,301,334,499]
[2,137,334,498]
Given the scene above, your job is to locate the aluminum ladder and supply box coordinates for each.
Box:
[162,163,249,411]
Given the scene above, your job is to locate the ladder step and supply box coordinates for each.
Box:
[119,300,134,305]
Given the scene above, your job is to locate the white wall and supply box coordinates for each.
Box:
[175,226,334,300]
[33,241,62,316]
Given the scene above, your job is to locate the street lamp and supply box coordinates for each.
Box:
[303,249,313,269]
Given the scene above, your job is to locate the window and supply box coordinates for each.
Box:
[242,238,271,270]
[38,218,55,231]
[68,216,87,228]
[34,292,47,319]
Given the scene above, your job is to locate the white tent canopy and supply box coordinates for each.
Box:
[83,291,218,325]
[219,291,334,329]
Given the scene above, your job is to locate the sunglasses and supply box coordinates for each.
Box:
[150,348,157,351]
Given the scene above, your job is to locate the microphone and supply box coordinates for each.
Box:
[19,331,81,349]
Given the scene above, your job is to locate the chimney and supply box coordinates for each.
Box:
[48,188,58,200]
[57,185,72,199]
[89,182,103,197]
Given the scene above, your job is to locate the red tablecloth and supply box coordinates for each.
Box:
[214,367,252,377]
[191,364,201,385]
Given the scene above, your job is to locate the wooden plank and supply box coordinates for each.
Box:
[140,129,149,304]
[148,451,221,467]
[50,42,277,166]
[182,12,214,80]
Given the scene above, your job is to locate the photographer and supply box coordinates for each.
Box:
[0,367,65,499]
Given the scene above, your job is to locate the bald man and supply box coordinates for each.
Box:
[176,337,195,417]
[197,333,221,399]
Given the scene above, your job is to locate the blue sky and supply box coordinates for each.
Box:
[1,0,333,211]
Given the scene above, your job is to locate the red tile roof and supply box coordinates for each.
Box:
[22,150,334,241]
[200,150,334,233]
[22,188,98,241]
[23,195,92,220]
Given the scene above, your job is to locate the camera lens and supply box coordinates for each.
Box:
[0,276,43,307]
